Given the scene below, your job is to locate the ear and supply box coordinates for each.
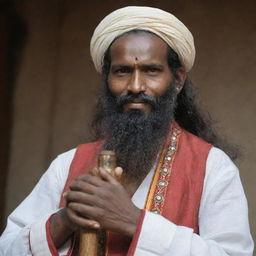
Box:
[175,67,186,93]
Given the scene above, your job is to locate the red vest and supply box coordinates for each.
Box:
[59,124,212,255]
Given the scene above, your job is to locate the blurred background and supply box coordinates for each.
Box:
[0,0,255,250]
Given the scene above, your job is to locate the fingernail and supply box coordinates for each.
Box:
[93,223,100,228]
[63,192,67,198]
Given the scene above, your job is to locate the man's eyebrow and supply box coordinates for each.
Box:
[110,64,131,69]
[111,63,163,68]
[142,63,164,69]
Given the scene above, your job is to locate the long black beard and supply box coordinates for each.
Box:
[93,84,178,181]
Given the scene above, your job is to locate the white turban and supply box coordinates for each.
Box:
[90,6,195,73]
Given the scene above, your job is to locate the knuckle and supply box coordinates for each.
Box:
[75,174,92,183]
[89,175,100,184]
[93,197,106,210]
[109,184,120,194]
[69,202,82,213]
[65,190,74,199]
[74,175,85,182]
[98,189,111,200]
[70,180,83,190]
[94,209,105,220]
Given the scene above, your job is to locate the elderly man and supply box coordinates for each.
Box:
[0,6,254,256]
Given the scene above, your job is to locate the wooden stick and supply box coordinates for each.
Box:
[79,229,98,256]
[79,151,116,256]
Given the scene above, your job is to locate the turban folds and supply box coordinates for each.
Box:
[90,6,195,73]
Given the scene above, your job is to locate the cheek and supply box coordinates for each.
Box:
[148,76,173,96]
[108,77,126,96]
[108,79,122,96]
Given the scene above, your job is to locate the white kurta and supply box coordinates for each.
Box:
[0,147,254,256]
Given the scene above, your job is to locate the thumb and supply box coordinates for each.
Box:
[99,168,119,185]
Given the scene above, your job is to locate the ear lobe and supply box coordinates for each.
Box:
[175,85,182,93]
[175,67,186,92]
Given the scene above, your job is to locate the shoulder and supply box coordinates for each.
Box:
[202,147,242,201]
[206,147,239,183]
[55,148,76,166]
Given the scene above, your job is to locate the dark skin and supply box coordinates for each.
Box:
[108,32,186,114]
[50,32,186,249]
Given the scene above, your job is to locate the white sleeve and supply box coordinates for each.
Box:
[0,149,76,256]
[133,147,254,256]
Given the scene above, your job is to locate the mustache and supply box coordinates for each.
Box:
[116,92,158,109]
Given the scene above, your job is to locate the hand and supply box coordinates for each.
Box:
[65,167,140,237]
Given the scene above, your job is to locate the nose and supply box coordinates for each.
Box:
[127,70,146,94]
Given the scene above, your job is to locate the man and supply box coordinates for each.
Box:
[0,6,254,256]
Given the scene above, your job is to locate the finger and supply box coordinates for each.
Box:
[63,191,68,198]
[99,168,119,185]
[69,180,97,194]
[69,176,105,192]
[77,174,105,187]
[90,167,100,177]
[68,202,103,221]
[66,208,100,229]
[65,190,96,206]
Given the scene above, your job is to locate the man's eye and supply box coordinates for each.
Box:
[146,67,161,74]
[114,67,130,74]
